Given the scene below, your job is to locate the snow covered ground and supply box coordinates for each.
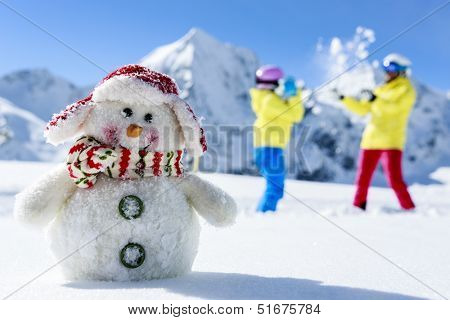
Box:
[1,160,449,300]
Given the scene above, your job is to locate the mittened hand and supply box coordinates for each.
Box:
[360,89,377,102]
[283,77,297,98]
[331,88,345,100]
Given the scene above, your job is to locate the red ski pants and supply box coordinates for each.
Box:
[354,149,415,209]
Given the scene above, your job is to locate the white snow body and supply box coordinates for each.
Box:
[15,166,236,281]
[48,175,200,281]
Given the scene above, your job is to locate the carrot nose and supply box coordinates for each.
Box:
[127,124,143,138]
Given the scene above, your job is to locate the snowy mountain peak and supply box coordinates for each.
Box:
[139,29,260,173]
[181,27,219,46]
[2,27,448,185]
[141,28,221,63]
[0,97,62,161]
[3,68,53,83]
[140,28,228,79]
[0,69,89,120]
[139,28,259,125]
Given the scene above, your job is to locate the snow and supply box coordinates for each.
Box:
[1,160,449,299]
[296,27,450,184]
[1,28,449,186]
[140,28,260,172]
[139,27,450,184]
[1,26,449,298]
[0,97,64,161]
[140,28,259,127]
[0,69,90,120]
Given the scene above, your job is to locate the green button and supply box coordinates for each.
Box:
[118,195,144,220]
[120,243,145,269]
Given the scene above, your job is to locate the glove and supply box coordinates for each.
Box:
[283,77,297,98]
[360,89,377,102]
[332,88,345,100]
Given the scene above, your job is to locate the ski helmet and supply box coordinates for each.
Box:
[255,65,284,89]
[383,53,411,73]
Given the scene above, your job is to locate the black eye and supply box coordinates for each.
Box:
[144,113,153,123]
[121,108,133,118]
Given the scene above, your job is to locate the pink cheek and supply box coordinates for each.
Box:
[102,126,119,145]
[145,128,160,149]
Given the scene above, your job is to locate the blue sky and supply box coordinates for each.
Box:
[0,0,448,90]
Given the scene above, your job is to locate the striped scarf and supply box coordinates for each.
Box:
[67,136,184,188]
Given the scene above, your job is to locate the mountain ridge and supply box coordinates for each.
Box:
[1,28,449,184]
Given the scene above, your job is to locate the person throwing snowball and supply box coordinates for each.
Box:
[338,53,416,211]
[250,65,304,212]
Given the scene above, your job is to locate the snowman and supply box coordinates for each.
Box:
[14,65,237,281]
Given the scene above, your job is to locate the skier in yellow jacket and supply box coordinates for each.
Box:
[339,53,416,210]
[250,65,304,212]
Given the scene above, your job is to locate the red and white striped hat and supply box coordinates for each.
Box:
[45,64,207,156]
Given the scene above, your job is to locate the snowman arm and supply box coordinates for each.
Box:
[180,173,237,227]
[14,164,76,227]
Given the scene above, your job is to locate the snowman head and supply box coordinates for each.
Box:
[44,65,207,155]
